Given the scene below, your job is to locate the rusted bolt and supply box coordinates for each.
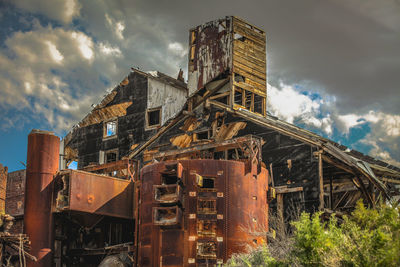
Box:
[87,194,95,204]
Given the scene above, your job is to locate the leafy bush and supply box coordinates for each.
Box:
[226,201,400,267]
[291,201,400,267]
[226,245,287,267]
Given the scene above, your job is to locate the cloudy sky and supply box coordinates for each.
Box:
[0,0,399,171]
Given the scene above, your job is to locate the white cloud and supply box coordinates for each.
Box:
[71,32,94,60]
[0,22,125,131]
[267,82,400,166]
[99,43,121,56]
[267,83,333,135]
[8,0,80,24]
[105,14,125,40]
[168,42,187,58]
[46,41,64,63]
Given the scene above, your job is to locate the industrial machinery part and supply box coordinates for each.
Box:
[138,159,268,266]
[24,130,60,267]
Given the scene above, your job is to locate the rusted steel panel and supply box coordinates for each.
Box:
[138,159,268,266]
[24,129,60,267]
[188,16,233,95]
[54,169,134,219]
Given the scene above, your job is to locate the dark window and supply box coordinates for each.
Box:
[196,130,209,140]
[105,151,117,163]
[147,108,161,127]
[245,90,252,110]
[234,89,243,105]
[162,175,178,185]
[200,177,215,189]
[254,94,264,115]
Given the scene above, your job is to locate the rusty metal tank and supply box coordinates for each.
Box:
[24,129,60,267]
[137,159,268,266]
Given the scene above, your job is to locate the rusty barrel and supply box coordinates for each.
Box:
[24,130,60,267]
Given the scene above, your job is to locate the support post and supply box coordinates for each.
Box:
[318,151,324,210]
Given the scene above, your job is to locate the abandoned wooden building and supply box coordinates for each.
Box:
[4,16,400,267]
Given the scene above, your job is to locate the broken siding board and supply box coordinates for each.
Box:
[233,20,266,45]
[233,61,266,79]
[233,68,266,86]
[79,102,132,128]
[233,16,265,36]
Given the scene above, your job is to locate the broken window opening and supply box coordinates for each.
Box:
[254,94,264,115]
[196,130,209,141]
[197,220,217,237]
[245,90,252,110]
[234,89,243,106]
[234,73,245,83]
[105,150,118,163]
[234,33,245,42]
[201,177,215,189]
[67,160,78,170]
[197,241,217,258]
[153,206,180,226]
[154,184,180,203]
[198,199,217,214]
[162,175,178,185]
[104,120,117,138]
[146,108,161,128]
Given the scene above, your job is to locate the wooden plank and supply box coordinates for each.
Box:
[233,67,266,86]
[274,186,303,194]
[233,53,266,74]
[233,16,265,35]
[234,61,266,79]
[234,40,266,57]
[233,49,266,68]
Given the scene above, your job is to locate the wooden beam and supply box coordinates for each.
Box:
[318,151,324,210]
[274,186,303,194]
[382,177,400,184]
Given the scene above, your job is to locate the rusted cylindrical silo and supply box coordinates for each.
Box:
[24,130,60,267]
[138,159,268,266]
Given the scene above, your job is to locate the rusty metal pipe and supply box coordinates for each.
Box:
[24,129,60,267]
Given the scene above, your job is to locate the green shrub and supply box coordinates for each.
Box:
[226,245,287,267]
[291,201,400,267]
[226,201,400,266]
